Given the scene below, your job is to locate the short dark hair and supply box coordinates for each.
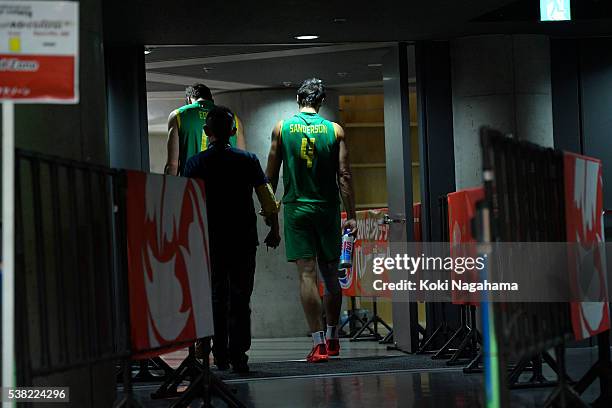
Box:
[186,83,213,101]
[297,78,326,108]
[205,106,235,142]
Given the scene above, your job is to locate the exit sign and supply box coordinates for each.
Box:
[540,0,571,21]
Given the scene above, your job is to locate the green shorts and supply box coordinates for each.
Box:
[283,202,341,263]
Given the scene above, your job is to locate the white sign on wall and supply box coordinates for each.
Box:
[0,1,79,103]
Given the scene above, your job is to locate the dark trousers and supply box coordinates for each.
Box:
[210,246,256,365]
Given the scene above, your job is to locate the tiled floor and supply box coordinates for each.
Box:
[124,338,608,407]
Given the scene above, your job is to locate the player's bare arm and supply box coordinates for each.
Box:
[335,122,357,235]
[263,120,283,241]
[235,115,247,150]
[265,120,283,193]
[256,182,281,248]
[165,110,180,176]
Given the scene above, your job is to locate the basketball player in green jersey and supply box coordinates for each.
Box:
[265,78,357,363]
[165,83,246,176]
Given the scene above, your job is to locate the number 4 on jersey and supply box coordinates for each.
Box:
[300,137,316,168]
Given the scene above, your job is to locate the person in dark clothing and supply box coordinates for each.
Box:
[184,106,280,374]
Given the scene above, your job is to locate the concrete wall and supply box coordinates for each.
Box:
[147,89,340,337]
[451,35,554,189]
[149,130,167,174]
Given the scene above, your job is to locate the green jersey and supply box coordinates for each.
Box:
[175,99,238,175]
[280,112,339,204]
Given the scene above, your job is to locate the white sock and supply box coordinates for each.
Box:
[326,325,339,340]
[312,331,325,345]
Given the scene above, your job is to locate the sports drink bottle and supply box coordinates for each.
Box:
[339,228,354,269]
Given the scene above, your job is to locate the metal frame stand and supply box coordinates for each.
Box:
[429,305,480,366]
[150,342,246,408]
[114,358,143,408]
[339,297,370,338]
[117,357,174,383]
[508,353,558,389]
[463,349,483,373]
[350,298,393,342]
[543,345,590,408]
[432,305,469,360]
[151,345,205,401]
[573,330,612,407]
[417,303,452,354]
[380,330,394,345]
[445,305,480,366]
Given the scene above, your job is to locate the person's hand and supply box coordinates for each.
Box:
[264,228,281,248]
[343,218,358,237]
[258,209,269,224]
[259,209,277,226]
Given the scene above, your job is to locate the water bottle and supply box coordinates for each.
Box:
[339,228,354,269]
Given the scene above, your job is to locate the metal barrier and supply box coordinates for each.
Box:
[480,129,590,407]
[15,149,130,385]
[14,150,245,408]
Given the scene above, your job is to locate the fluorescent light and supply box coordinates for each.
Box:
[368,63,382,67]
[295,35,319,40]
[144,48,152,55]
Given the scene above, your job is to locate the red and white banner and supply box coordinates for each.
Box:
[563,152,610,340]
[126,172,214,358]
[448,187,485,305]
[0,1,78,103]
[319,205,421,298]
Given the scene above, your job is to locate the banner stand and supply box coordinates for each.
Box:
[134,358,174,382]
[116,358,174,384]
[150,341,246,408]
[338,297,371,338]
[417,307,452,354]
[349,298,393,342]
[151,346,205,401]
[572,330,612,407]
[115,358,142,408]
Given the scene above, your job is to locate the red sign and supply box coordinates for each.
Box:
[319,205,421,298]
[563,152,610,340]
[0,2,79,103]
[448,187,485,305]
[126,172,214,358]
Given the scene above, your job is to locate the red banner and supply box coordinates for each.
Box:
[126,172,214,358]
[563,152,610,340]
[448,187,485,305]
[318,205,421,298]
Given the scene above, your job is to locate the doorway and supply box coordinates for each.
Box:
[142,42,435,396]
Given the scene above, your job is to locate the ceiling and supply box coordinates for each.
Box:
[137,0,612,98]
[145,43,410,97]
[104,0,612,46]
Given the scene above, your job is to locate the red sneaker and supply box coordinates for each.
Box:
[326,338,340,356]
[306,343,328,363]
